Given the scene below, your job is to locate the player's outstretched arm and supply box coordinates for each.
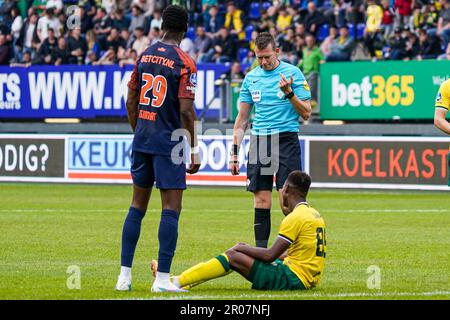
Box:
[180,98,201,174]
[233,238,290,263]
[125,89,140,132]
[434,108,450,135]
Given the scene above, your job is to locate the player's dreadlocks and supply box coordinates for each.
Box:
[161,5,188,33]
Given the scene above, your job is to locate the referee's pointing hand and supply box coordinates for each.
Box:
[279,73,293,95]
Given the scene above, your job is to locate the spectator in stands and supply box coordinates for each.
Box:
[228,60,244,79]
[224,1,245,40]
[111,9,130,32]
[194,25,213,62]
[10,50,32,67]
[404,31,420,59]
[86,29,101,60]
[10,7,23,63]
[320,25,337,56]
[364,0,383,60]
[131,26,149,56]
[394,0,414,28]
[381,0,395,40]
[201,27,237,63]
[53,36,70,65]
[303,1,327,36]
[17,11,40,61]
[202,0,218,12]
[278,28,297,64]
[149,8,163,30]
[121,28,134,49]
[437,0,450,47]
[0,0,16,29]
[148,26,161,45]
[204,5,224,36]
[35,27,57,65]
[129,4,146,32]
[0,34,11,65]
[276,5,293,33]
[424,1,439,31]
[386,26,407,59]
[46,1,63,15]
[67,27,88,65]
[102,0,117,15]
[32,0,47,15]
[181,36,196,59]
[93,7,113,40]
[258,7,276,32]
[298,34,324,103]
[37,7,61,42]
[100,27,125,53]
[418,27,442,59]
[325,25,355,61]
[119,48,138,67]
[132,0,156,17]
[94,46,116,65]
[78,6,94,35]
[438,42,450,59]
[294,34,305,60]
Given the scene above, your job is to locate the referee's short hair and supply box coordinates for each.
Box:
[255,32,277,51]
[286,171,312,197]
[162,5,188,33]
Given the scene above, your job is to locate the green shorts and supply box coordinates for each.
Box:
[249,259,306,291]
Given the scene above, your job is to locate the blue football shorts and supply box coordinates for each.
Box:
[130,150,186,190]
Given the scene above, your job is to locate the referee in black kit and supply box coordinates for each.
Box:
[229,32,312,248]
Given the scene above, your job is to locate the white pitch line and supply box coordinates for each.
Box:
[0,208,449,213]
[114,290,450,300]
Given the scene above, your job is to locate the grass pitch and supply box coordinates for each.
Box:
[0,183,449,300]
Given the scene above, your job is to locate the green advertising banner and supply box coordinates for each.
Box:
[320,60,450,120]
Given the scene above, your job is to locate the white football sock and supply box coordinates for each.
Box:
[172,276,181,288]
[155,272,170,282]
[119,266,131,280]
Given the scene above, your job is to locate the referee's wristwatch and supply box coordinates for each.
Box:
[284,91,295,100]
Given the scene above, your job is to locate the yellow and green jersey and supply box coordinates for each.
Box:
[435,79,450,111]
[435,79,450,186]
[278,203,326,289]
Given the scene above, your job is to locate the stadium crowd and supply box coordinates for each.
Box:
[0,0,449,100]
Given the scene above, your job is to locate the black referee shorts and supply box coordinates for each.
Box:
[246,132,302,192]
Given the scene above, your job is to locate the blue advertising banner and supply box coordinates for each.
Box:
[0,64,230,119]
[65,135,306,187]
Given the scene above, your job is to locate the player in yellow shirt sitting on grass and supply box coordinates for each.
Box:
[151,171,326,291]
[434,78,450,186]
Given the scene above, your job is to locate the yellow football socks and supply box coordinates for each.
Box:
[177,254,231,288]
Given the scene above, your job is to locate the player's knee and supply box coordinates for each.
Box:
[254,197,271,209]
[225,249,238,266]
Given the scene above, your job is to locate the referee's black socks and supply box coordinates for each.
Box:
[254,208,271,248]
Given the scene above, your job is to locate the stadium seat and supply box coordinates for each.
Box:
[357,23,366,40]
[347,23,356,38]
[249,3,261,20]
[238,48,249,63]
[317,24,329,42]
[186,27,196,41]
[245,25,255,41]
[262,1,271,11]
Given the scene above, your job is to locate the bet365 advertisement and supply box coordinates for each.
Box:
[320,60,449,120]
